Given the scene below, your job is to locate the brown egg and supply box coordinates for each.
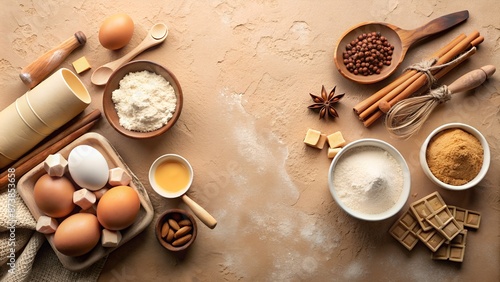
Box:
[97,185,140,230]
[98,14,134,50]
[34,174,75,218]
[54,213,101,257]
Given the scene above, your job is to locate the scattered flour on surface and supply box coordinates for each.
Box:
[112,70,176,132]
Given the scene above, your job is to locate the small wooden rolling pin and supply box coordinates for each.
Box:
[20,31,86,89]
[0,109,100,190]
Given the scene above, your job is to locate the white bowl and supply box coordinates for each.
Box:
[148,154,193,198]
[328,138,411,221]
[419,123,490,190]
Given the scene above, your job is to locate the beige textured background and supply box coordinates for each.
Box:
[1,0,499,281]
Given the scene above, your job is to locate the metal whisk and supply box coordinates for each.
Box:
[385,65,496,139]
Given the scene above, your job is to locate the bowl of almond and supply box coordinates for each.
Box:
[155,209,197,252]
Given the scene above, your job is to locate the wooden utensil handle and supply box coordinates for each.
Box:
[401,10,469,47]
[182,194,217,229]
[20,31,86,89]
[448,65,496,94]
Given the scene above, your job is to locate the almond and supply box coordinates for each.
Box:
[172,234,192,246]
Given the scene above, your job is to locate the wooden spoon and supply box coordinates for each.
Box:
[334,10,469,84]
[91,23,169,86]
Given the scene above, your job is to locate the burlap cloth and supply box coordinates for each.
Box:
[0,189,106,281]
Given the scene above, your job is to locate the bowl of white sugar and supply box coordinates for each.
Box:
[103,60,183,138]
[328,138,411,221]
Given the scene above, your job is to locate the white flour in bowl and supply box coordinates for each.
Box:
[332,146,403,214]
[112,70,177,132]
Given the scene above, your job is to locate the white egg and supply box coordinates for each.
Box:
[68,145,109,191]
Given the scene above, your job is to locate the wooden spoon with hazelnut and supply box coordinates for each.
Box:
[334,10,469,84]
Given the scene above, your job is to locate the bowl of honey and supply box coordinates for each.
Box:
[148,154,193,198]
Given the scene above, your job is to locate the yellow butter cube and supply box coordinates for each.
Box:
[72,56,91,74]
[327,147,342,158]
[327,131,346,148]
[314,134,327,149]
[304,129,321,147]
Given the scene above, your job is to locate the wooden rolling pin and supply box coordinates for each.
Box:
[0,109,100,190]
[20,31,86,89]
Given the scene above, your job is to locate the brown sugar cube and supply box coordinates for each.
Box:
[108,167,132,186]
[464,210,481,229]
[326,131,346,148]
[304,129,321,147]
[327,147,342,159]
[43,154,68,177]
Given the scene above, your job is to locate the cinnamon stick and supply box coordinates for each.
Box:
[359,71,420,120]
[379,32,480,113]
[363,41,482,127]
[0,109,101,189]
[353,33,467,117]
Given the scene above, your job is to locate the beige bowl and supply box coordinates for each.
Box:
[419,123,490,190]
[102,60,183,139]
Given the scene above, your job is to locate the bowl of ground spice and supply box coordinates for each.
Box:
[103,60,183,138]
[420,123,490,190]
[328,138,411,221]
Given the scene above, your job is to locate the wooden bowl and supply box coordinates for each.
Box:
[155,209,197,252]
[102,60,183,138]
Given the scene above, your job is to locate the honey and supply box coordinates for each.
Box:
[154,161,190,194]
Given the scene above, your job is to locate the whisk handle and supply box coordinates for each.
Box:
[448,65,496,94]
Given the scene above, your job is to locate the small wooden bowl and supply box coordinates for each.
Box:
[102,60,183,138]
[155,209,197,252]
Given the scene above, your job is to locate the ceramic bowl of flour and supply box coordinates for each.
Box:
[419,123,490,191]
[328,138,411,221]
[103,60,183,139]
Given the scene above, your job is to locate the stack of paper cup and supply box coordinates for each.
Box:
[0,68,91,168]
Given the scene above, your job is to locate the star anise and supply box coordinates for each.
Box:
[308,85,345,119]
